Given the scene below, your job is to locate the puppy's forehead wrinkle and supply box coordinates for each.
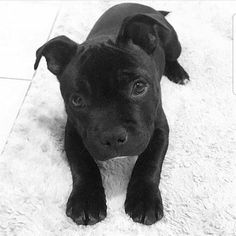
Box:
[117,68,151,83]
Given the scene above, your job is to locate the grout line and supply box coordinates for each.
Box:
[0,77,31,82]
[1,6,61,156]
[47,5,62,41]
[0,81,31,156]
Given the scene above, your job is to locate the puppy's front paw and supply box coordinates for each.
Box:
[125,182,163,225]
[66,184,107,225]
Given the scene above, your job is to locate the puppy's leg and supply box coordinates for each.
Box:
[65,120,106,225]
[125,107,169,225]
[160,20,189,85]
[164,60,189,85]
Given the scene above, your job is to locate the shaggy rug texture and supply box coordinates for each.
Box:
[1,1,236,235]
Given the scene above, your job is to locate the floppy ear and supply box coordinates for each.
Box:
[116,12,172,54]
[34,35,78,76]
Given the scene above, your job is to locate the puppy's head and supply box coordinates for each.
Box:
[34,13,169,161]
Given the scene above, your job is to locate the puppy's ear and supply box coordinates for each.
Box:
[34,35,78,76]
[116,13,171,54]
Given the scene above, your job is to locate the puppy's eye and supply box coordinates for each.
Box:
[132,81,148,96]
[70,94,86,108]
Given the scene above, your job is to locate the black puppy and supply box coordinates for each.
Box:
[34,3,189,226]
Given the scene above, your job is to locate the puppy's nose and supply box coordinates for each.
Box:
[100,128,128,148]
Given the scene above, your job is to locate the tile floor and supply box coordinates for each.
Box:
[0,2,61,153]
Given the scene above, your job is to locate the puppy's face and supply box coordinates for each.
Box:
[34,13,169,160]
[60,42,161,160]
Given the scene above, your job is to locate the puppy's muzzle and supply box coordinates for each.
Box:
[100,127,128,150]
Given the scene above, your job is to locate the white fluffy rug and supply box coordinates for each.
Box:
[1,1,236,235]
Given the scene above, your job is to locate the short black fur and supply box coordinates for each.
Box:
[34,3,189,226]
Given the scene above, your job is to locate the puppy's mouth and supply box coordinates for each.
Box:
[89,150,140,161]
[112,156,129,160]
[95,155,129,161]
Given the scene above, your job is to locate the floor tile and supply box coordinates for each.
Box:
[0,79,30,153]
[0,2,60,80]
